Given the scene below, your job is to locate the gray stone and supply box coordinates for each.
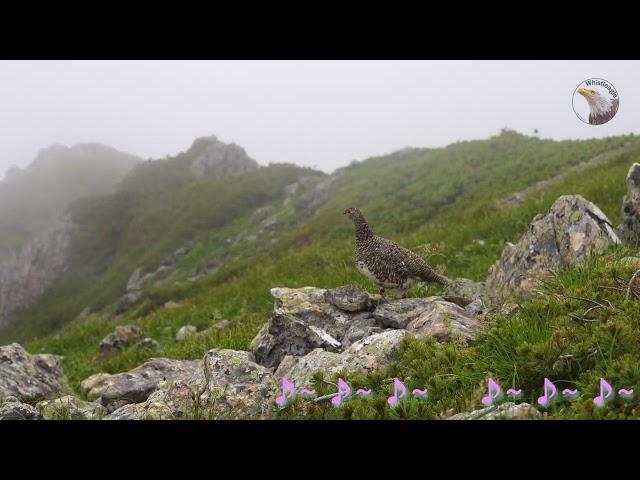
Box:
[0,399,42,420]
[176,325,198,341]
[325,284,378,312]
[0,343,68,403]
[372,297,435,329]
[251,313,343,368]
[341,313,384,348]
[125,268,143,291]
[198,349,276,420]
[443,278,491,311]
[487,195,620,297]
[447,402,541,420]
[405,299,486,344]
[37,395,107,420]
[106,380,197,420]
[116,291,141,314]
[275,329,407,388]
[99,325,145,354]
[211,319,230,330]
[139,338,161,351]
[251,287,353,368]
[80,358,201,412]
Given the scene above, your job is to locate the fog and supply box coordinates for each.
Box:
[1,60,639,178]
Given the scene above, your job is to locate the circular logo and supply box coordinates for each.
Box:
[572,78,619,125]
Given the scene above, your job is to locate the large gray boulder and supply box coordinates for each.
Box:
[275,329,407,388]
[0,343,68,403]
[251,286,373,368]
[487,195,620,297]
[196,349,276,420]
[80,358,201,412]
[405,299,487,344]
[618,163,640,243]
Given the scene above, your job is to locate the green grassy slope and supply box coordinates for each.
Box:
[19,130,640,412]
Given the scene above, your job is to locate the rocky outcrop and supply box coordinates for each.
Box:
[252,285,488,372]
[446,402,541,420]
[618,163,640,243]
[80,358,201,412]
[487,195,620,297]
[0,215,74,327]
[187,135,258,179]
[87,282,488,420]
[0,343,68,403]
[37,395,108,420]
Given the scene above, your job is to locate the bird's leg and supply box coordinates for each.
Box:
[378,288,386,303]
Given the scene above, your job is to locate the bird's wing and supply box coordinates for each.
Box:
[375,236,445,283]
[372,237,419,276]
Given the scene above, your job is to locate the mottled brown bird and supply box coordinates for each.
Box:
[344,207,449,298]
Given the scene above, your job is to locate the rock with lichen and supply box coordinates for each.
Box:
[487,195,620,297]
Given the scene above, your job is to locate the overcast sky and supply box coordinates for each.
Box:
[1,60,638,178]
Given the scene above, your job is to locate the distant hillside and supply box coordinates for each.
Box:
[4,130,636,357]
[0,143,141,256]
[0,135,325,340]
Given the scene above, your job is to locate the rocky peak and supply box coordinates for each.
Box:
[187,135,259,178]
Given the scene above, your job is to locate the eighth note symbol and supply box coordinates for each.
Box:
[537,378,558,408]
[594,378,614,407]
[276,377,296,407]
[482,378,502,406]
[387,378,408,406]
[331,378,352,407]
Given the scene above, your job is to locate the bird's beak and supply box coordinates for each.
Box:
[577,87,592,98]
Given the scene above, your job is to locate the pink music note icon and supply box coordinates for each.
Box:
[482,378,502,406]
[537,378,558,407]
[331,378,352,406]
[276,377,296,407]
[387,378,408,406]
[594,378,614,407]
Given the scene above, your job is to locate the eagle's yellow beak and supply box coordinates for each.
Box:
[577,87,593,97]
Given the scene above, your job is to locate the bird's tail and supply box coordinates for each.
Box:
[420,267,450,286]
